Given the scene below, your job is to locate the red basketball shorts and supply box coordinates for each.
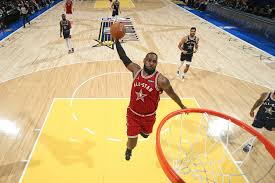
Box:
[66,6,72,14]
[126,108,156,138]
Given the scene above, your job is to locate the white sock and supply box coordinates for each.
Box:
[65,38,70,50]
[68,38,73,50]
[248,136,257,146]
[178,62,184,71]
[247,127,264,146]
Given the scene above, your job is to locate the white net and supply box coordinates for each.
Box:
[158,110,275,183]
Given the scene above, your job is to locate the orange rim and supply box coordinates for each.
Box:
[156,108,275,183]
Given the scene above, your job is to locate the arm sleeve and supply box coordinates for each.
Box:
[115,41,132,67]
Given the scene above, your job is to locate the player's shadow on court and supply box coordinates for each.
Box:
[40,133,95,168]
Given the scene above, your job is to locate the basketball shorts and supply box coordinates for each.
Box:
[112,10,118,17]
[126,108,156,138]
[252,117,275,131]
[180,52,193,64]
[63,30,71,39]
[66,6,73,14]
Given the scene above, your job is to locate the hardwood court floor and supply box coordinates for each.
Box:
[0,0,274,182]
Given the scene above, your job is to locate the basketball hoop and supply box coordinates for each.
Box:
[156,108,275,183]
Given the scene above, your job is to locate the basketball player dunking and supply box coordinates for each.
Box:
[60,14,74,54]
[177,27,199,79]
[114,40,186,161]
[243,90,275,152]
[111,0,121,18]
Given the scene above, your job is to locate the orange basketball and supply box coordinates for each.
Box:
[110,22,126,40]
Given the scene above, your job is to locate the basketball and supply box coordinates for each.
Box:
[110,22,126,40]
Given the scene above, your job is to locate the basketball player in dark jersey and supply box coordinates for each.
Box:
[177,27,199,79]
[243,91,275,152]
[114,40,186,161]
[60,14,74,54]
[111,0,121,17]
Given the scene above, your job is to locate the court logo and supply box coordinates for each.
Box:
[93,17,139,49]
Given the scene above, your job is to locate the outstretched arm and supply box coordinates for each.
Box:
[158,74,186,109]
[115,41,141,74]
[60,21,63,37]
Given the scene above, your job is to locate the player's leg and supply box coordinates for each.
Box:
[27,14,30,25]
[182,63,190,79]
[178,53,185,76]
[23,15,26,28]
[140,115,156,138]
[65,38,71,53]
[68,36,74,53]
[63,29,72,53]
[112,10,115,17]
[177,62,184,77]
[140,132,149,138]
[125,137,138,160]
[242,136,257,153]
[243,118,265,152]
[113,10,119,21]
[125,113,140,161]
[182,54,192,79]
[264,118,275,131]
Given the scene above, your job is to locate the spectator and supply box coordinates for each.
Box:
[0,0,56,29]
[212,0,275,19]
[0,7,6,31]
[269,4,275,19]
[20,4,30,28]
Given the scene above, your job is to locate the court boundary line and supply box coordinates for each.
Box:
[17,97,195,182]
[70,72,130,106]
[0,60,272,89]
[18,98,56,183]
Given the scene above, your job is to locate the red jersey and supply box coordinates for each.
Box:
[66,0,73,14]
[128,69,163,115]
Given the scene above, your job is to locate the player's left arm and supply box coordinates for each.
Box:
[250,92,268,117]
[68,20,72,29]
[59,21,63,37]
[158,74,186,109]
[193,37,199,53]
